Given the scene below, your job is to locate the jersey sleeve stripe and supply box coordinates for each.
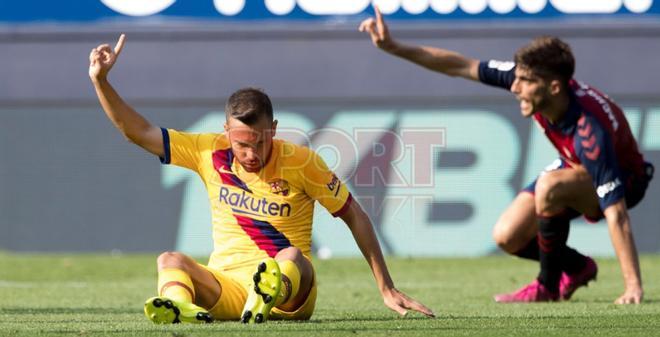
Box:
[159,127,171,164]
[331,193,353,218]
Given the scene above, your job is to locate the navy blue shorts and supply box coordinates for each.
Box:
[521,159,654,221]
[522,158,568,194]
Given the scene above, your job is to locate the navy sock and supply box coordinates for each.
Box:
[514,238,586,275]
[562,247,587,274]
[513,238,539,261]
[537,215,570,293]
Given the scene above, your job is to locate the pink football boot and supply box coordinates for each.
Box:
[494,279,559,303]
[559,256,598,300]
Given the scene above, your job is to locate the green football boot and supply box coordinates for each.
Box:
[240,258,282,324]
[144,296,213,324]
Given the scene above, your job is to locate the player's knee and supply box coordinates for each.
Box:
[275,246,303,261]
[534,174,561,209]
[275,247,313,280]
[157,251,191,271]
[492,225,517,253]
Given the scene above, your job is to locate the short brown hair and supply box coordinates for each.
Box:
[225,87,273,125]
[514,36,575,85]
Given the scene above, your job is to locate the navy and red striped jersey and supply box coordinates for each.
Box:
[478,60,646,209]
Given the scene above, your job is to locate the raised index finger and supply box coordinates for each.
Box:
[114,34,126,56]
[374,5,383,24]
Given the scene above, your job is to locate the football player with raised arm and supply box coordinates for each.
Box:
[89,34,434,323]
[360,7,653,304]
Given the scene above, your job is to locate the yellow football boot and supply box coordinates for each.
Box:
[144,296,213,324]
[240,258,282,324]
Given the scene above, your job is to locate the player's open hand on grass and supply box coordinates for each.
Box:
[359,6,397,52]
[382,287,435,318]
[89,34,126,82]
[615,287,643,304]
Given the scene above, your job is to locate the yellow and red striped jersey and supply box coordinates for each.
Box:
[160,128,352,272]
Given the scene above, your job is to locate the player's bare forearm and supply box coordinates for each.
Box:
[340,201,394,293]
[340,201,435,317]
[92,79,164,157]
[389,43,480,81]
[359,5,479,81]
[605,200,643,303]
[88,34,164,157]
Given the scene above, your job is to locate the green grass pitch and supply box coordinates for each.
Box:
[1,253,660,337]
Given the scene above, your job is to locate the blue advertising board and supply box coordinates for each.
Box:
[1,0,659,23]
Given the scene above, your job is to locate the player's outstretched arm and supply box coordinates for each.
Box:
[604,200,643,304]
[359,6,480,81]
[89,34,164,157]
[340,201,435,317]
